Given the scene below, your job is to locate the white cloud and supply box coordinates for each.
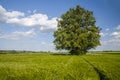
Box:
[100,32,105,37]
[5,11,24,18]
[98,36,120,51]
[0,5,24,22]
[0,5,57,32]
[40,42,55,48]
[0,29,36,40]
[111,32,120,38]
[100,31,120,50]
[111,32,120,36]
[100,38,120,50]
[0,5,6,12]
[97,29,120,51]
[100,32,108,37]
[116,25,120,30]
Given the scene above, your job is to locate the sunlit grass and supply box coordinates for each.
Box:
[0,52,120,80]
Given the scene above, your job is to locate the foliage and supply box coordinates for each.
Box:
[54,5,101,55]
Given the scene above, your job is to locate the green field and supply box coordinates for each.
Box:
[0,52,120,80]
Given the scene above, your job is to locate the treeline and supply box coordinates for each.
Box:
[0,50,120,54]
[102,50,120,52]
[0,50,53,54]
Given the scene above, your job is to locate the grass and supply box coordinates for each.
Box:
[0,52,120,80]
[83,53,120,80]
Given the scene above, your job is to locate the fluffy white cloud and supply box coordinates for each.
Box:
[111,32,120,36]
[111,32,120,38]
[0,5,24,22]
[111,25,120,38]
[98,25,120,51]
[100,30,120,50]
[5,11,24,18]
[0,29,36,40]
[0,5,57,32]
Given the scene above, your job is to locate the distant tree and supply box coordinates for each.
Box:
[53,5,101,55]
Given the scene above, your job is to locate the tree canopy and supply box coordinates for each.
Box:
[54,5,101,55]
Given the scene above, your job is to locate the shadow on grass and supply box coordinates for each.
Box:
[51,53,70,56]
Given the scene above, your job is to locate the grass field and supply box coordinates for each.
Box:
[0,52,120,80]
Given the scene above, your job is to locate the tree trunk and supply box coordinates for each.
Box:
[70,48,87,55]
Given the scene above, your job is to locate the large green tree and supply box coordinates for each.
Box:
[54,5,101,55]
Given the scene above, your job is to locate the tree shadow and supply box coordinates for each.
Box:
[51,53,70,56]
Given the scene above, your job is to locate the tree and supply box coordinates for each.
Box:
[53,5,101,55]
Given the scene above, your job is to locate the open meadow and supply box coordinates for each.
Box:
[0,52,120,80]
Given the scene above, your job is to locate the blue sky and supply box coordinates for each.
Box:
[0,0,120,51]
